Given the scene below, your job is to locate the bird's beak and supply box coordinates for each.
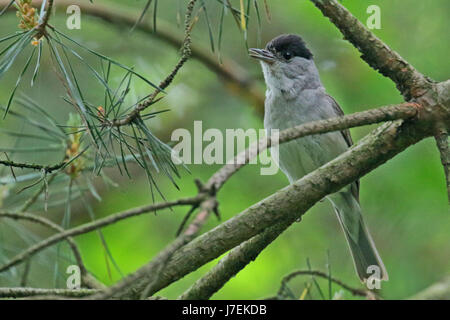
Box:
[249,48,276,64]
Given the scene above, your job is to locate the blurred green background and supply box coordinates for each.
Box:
[0,0,449,299]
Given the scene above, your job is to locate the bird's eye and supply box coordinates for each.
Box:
[283,52,292,60]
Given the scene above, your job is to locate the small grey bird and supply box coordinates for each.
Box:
[249,34,388,282]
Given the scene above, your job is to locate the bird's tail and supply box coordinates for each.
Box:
[327,191,388,282]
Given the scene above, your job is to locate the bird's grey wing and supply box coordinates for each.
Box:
[326,94,360,201]
[326,94,353,147]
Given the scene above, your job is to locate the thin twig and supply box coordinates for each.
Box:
[0,211,102,288]
[0,195,205,274]
[19,173,56,212]
[0,287,99,298]
[206,103,419,191]
[34,0,54,39]
[1,0,265,115]
[87,195,218,300]
[112,0,198,126]
[276,270,373,299]
[0,159,66,173]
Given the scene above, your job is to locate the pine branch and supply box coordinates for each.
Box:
[34,0,54,39]
[178,221,289,300]
[0,159,66,173]
[1,0,264,115]
[112,0,199,126]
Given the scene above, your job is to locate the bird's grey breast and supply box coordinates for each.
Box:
[264,86,349,183]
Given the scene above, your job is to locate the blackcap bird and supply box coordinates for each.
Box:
[249,34,388,282]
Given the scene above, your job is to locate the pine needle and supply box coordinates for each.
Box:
[239,0,246,30]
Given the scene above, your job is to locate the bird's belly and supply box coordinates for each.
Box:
[275,135,341,183]
[266,103,348,183]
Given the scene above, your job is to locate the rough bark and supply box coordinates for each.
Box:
[178,222,289,300]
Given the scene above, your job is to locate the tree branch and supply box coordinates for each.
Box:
[0,195,204,274]
[0,159,65,173]
[177,105,420,298]
[0,287,99,298]
[274,270,371,299]
[86,197,218,300]
[310,0,431,100]
[35,0,54,39]
[178,221,289,300]
[206,103,419,191]
[112,0,198,126]
[123,109,437,297]
[434,129,450,203]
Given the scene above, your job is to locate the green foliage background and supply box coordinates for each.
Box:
[0,0,448,299]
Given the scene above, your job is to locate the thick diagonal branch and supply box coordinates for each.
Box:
[311,0,431,100]
[178,221,289,300]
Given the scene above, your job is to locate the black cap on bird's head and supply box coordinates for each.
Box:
[249,34,313,63]
[266,34,313,60]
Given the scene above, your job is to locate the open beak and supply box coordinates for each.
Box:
[249,48,276,64]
